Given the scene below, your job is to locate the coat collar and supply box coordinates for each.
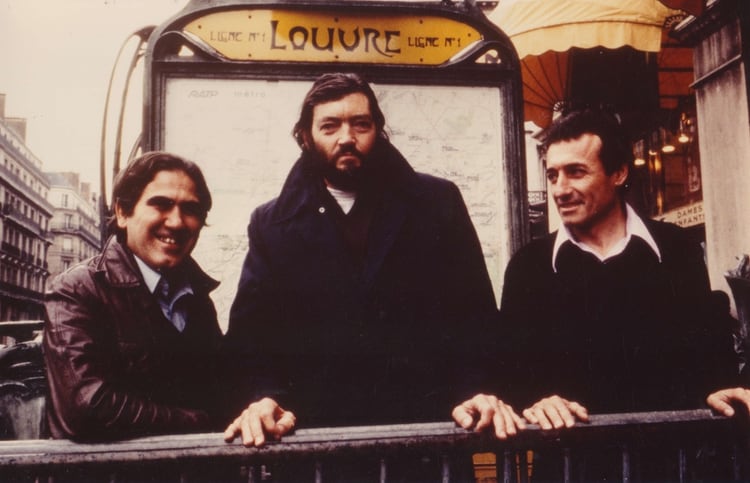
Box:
[268,139,419,288]
[95,236,219,293]
[269,139,419,224]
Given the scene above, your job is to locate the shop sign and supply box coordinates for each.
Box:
[656,200,704,228]
[183,9,482,64]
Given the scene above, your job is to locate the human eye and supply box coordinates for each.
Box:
[147,196,175,211]
[180,201,204,219]
[566,166,587,178]
[353,118,374,132]
[545,169,558,183]
[318,119,340,134]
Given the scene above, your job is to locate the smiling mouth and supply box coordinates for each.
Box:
[156,234,184,248]
[557,202,582,213]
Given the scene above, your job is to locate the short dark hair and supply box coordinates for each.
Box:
[107,151,212,238]
[540,108,631,175]
[292,73,388,149]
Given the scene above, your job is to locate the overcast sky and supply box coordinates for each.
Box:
[0,0,189,188]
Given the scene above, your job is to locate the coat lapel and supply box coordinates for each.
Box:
[272,144,416,290]
[361,185,409,289]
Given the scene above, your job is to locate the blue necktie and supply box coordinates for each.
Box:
[156,276,191,332]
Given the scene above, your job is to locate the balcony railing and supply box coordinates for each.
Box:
[0,410,745,482]
[49,222,102,249]
[1,203,48,237]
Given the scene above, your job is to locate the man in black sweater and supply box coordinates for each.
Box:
[453,108,750,454]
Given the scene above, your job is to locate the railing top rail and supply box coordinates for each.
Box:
[0,320,44,329]
[0,409,737,469]
[0,320,44,341]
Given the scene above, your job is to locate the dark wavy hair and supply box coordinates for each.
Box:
[107,151,212,239]
[540,108,632,175]
[292,73,388,150]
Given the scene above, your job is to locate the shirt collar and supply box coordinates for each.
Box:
[552,203,662,272]
[134,254,195,301]
[134,256,162,294]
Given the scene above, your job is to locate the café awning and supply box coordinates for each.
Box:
[489,0,696,127]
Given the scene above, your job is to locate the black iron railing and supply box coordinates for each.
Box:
[0,410,745,482]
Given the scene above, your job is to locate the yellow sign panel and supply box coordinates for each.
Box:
[183,10,482,65]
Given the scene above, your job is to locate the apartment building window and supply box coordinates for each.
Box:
[65,214,73,228]
[61,194,69,208]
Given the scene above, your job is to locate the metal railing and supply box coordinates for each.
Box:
[0,409,745,482]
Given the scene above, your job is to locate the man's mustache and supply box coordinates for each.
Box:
[334,145,365,160]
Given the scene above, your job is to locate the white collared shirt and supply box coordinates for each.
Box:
[552,204,662,272]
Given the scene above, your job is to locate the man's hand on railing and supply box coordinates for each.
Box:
[223,397,296,447]
[707,387,750,417]
[452,393,526,439]
[522,395,589,430]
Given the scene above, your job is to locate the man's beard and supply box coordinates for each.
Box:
[313,145,371,192]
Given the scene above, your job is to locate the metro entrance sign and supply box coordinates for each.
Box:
[184,9,482,64]
[136,0,528,322]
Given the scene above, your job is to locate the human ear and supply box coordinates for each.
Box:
[114,201,128,229]
[300,131,314,151]
[614,164,629,186]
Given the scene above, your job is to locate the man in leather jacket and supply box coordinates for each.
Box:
[43,151,294,441]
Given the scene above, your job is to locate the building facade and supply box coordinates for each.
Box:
[0,95,53,321]
[45,173,100,280]
[674,0,750,312]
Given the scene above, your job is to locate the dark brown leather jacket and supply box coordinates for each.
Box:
[43,236,224,441]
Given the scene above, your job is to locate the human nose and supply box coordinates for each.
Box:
[337,124,356,146]
[163,206,185,228]
[550,173,572,197]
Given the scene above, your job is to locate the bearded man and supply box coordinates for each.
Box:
[223,73,512,457]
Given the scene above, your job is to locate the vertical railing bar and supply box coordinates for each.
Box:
[678,447,687,483]
[519,450,529,483]
[563,447,571,483]
[261,464,272,481]
[502,450,513,483]
[379,457,387,483]
[441,454,450,483]
[315,460,322,483]
[733,443,742,481]
[622,444,631,483]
